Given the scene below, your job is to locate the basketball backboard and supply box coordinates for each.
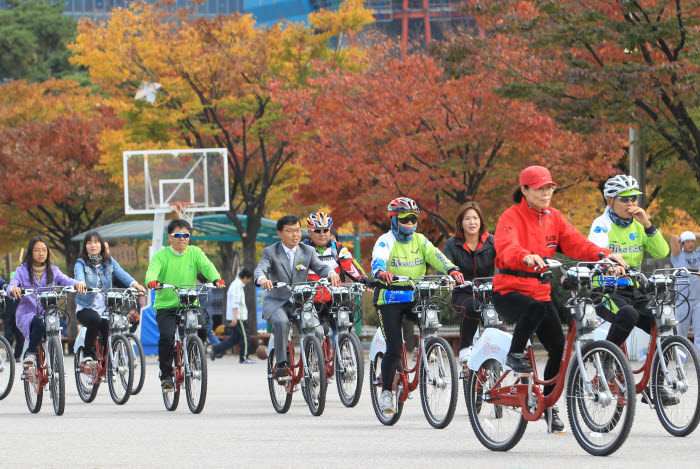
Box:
[123,149,229,215]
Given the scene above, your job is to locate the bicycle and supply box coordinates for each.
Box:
[19,286,80,416]
[368,275,459,429]
[0,290,15,400]
[73,287,139,405]
[155,283,211,414]
[317,282,366,407]
[465,259,636,456]
[615,267,700,436]
[266,280,328,416]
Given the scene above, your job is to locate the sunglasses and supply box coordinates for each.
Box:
[170,233,190,239]
[312,228,330,234]
[617,195,638,203]
[399,215,418,225]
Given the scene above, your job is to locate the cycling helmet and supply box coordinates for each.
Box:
[603,175,641,198]
[387,197,420,217]
[306,211,333,229]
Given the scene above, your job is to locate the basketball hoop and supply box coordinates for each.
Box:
[170,202,197,226]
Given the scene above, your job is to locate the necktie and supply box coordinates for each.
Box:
[287,249,295,274]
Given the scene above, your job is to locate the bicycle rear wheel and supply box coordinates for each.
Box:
[419,337,458,429]
[567,340,635,456]
[107,334,134,405]
[369,352,403,425]
[185,335,208,414]
[48,336,65,416]
[267,348,292,413]
[466,358,527,451]
[23,359,43,413]
[303,335,327,416]
[335,332,364,407]
[125,333,146,395]
[0,335,15,400]
[74,346,99,403]
[651,335,700,436]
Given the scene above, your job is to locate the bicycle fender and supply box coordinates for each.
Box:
[73,327,86,354]
[369,328,386,361]
[268,332,275,356]
[467,327,512,372]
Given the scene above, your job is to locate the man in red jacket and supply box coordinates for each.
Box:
[493,165,625,432]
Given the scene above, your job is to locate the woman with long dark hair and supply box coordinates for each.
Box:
[443,202,496,364]
[74,231,145,363]
[7,236,86,365]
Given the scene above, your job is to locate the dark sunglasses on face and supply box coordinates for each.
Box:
[312,228,330,234]
[617,195,638,203]
[171,233,190,239]
[399,215,418,224]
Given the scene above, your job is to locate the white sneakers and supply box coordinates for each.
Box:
[379,390,395,413]
[459,346,473,364]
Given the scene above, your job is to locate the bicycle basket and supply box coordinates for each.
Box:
[178,288,199,306]
[39,291,59,310]
[106,291,125,311]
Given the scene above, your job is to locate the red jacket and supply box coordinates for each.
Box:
[493,199,612,301]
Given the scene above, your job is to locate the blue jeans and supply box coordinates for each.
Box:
[207,314,220,346]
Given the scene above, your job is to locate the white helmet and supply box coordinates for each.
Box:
[604,175,640,198]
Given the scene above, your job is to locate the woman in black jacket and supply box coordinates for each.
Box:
[443,201,496,364]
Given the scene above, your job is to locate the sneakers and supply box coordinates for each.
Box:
[379,390,395,413]
[240,358,255,364]
[22,353,37,367]
[459,346,473,364]
[546,406,565,432]
[506,352,533,373]
[161,377,174,391]
[210,349,224,361]
[80,356,95,365]
[274,362,289,381]
[642,386,680,407]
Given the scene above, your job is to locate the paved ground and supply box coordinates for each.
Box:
[0,354,697,469]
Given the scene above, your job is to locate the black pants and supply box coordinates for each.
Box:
[452,291,481,349]
[376,302,417,392]
[76,308,109,359]
[494,292,564,396]
[27,316,45,355]
[156,308,206,378]
[212,320,249,362]
[3,300,24,359]
[596,287,654,347]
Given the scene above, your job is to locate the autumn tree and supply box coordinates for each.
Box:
[70,0,374,331]
[287,44,624,243]
[0,79,124,272]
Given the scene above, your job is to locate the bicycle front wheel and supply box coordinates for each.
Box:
[0,335,15,400]
[48,336,65,416]
[107,334,134,405]
[335,332,364,407]
[419,337,458,429]
[567,340,635,456]
[466,358,527,451]
[185,335,208,414]
[74,346,99,403]
[651,335,700,436]
[303,335,327,416]
[125,333,146,395]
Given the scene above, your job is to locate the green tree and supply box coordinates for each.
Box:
[0,0,78,82]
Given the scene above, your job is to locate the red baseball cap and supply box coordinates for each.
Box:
[519,165,557,189]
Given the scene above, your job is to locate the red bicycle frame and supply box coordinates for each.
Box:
[323,336,335,379]
[374,333,424,403]
[275,338,304,394]
[173,340,185,389]
[76,339,109,384]
[25,340,49,394]
[620,325,658,394]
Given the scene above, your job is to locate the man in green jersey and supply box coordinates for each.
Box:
[146,219,225,390]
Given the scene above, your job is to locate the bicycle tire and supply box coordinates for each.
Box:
[0,335,15,400]
[419,336,458,429]
[185,335,208,414]
[107,334,134,405]
[566,340,635,456]
[369,351,403,425]
[267,348,292,413]
[125,333,146,395]
[74,346,99,403]
[48,336,65,416]
[23,358,43,413]
[163,346,181,411]
[335,332,364,407]
[466,358,527,451]
[303,335,327,416]
[651,335,700,437]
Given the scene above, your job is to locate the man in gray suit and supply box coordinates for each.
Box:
[255,215,340,379]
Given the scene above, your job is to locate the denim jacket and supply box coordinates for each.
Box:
[74,258,136,308]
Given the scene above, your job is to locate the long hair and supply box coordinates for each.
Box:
[78,231,112,267]
[454,201,487,238]
[24,236,54,285]
[513,187,526,204]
